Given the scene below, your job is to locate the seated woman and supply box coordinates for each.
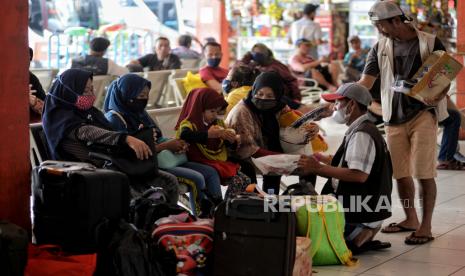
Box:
[103,73,222,216]
[226,72,320,194]
[222,65,260,116]
[42,69,179,202]
[238,43,300,103]
[175,88,251,199]
[289,38,339,92]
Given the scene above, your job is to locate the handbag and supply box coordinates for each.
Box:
[157,149,188,169]
[89,127,158,178]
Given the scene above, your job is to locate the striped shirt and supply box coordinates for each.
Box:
[332,114,376,190]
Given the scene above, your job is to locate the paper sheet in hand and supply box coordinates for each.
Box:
[252,154,300,175]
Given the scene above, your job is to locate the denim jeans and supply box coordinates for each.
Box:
[181,162,222,199]
[439,108,461,162]
[163,165,207,215]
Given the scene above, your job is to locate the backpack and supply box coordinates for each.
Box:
[152,213,214,276]
[94,218,176,276]
[129,187,187,232]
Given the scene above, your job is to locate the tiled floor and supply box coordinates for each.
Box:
[283,117,465,276]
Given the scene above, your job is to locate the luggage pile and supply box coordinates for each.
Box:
[1,158,362,276]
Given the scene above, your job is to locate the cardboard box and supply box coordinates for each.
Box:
[407,50,463,103]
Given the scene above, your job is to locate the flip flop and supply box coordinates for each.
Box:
[404,232,435,245]
[349,240,392,255]
[381,222,416,233]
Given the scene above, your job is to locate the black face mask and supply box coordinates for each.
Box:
[251,97,278,111]
[222,79,233,94]
[127,98,148,112]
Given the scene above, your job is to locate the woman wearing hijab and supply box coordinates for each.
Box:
[103,74,222,215]
[226,72,319,194]
[239,43,301,103]
[42,69,179,200]
[175,88,251,199]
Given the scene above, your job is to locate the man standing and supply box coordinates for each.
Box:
[298,83,392,253]
[71,37,128,76]
[171,35,202,60]
[288,4,325,59]
[129,37,181,71]
[358,0,449,245]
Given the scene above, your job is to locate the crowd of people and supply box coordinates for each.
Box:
[28,0,465,256]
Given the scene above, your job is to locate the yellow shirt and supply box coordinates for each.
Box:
[225,86,252,116]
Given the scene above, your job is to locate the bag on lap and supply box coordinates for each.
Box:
[89,127,159,178]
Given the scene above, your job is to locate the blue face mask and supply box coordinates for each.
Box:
[222,79,233,94]
[207,57,221,67]
[251,52,267,65]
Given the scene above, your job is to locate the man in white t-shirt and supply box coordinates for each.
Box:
[288,4,325,59]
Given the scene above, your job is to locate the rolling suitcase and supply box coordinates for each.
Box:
[213,195,296,276]
[32,161,130,253]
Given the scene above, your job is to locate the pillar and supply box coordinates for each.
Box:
[0,1,31,231]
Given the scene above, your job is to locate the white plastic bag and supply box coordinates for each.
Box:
[252,154,301,175]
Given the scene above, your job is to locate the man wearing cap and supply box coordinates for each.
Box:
[289,38,339,92]
[298,83,393,254]
[358,0,449,245]
[288,4,325,59]
[71,37,128,76]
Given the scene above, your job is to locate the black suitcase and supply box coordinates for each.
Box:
[213,195,296,276]
[0,221,28,276]
[32,161,130,253]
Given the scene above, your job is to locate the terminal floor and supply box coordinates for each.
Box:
[277,117,465,276]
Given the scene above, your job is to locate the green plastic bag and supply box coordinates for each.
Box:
[295,195,357,266]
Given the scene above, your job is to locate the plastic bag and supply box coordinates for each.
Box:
[252,154,300,175]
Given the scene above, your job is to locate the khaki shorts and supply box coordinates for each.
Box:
[385,111,438,180]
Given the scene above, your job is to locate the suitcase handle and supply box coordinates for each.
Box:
[226,198,276,221]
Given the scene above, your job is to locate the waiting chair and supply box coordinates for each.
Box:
[93,75,116,109]
[30,68,59,92]
[142,70,173,108]
[29,123,51,168]
[180,59,201,69]
[146,106,183,138]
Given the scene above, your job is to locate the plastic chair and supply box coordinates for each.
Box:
[180,59,201,69]
[30,68,59,92]
[298,77,324,104]
[93,75,116,109]
[142,70,173,108]
[29,123,51,168]
[146,106,183,139]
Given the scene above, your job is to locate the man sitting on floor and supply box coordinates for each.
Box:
[298,83,393,254]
